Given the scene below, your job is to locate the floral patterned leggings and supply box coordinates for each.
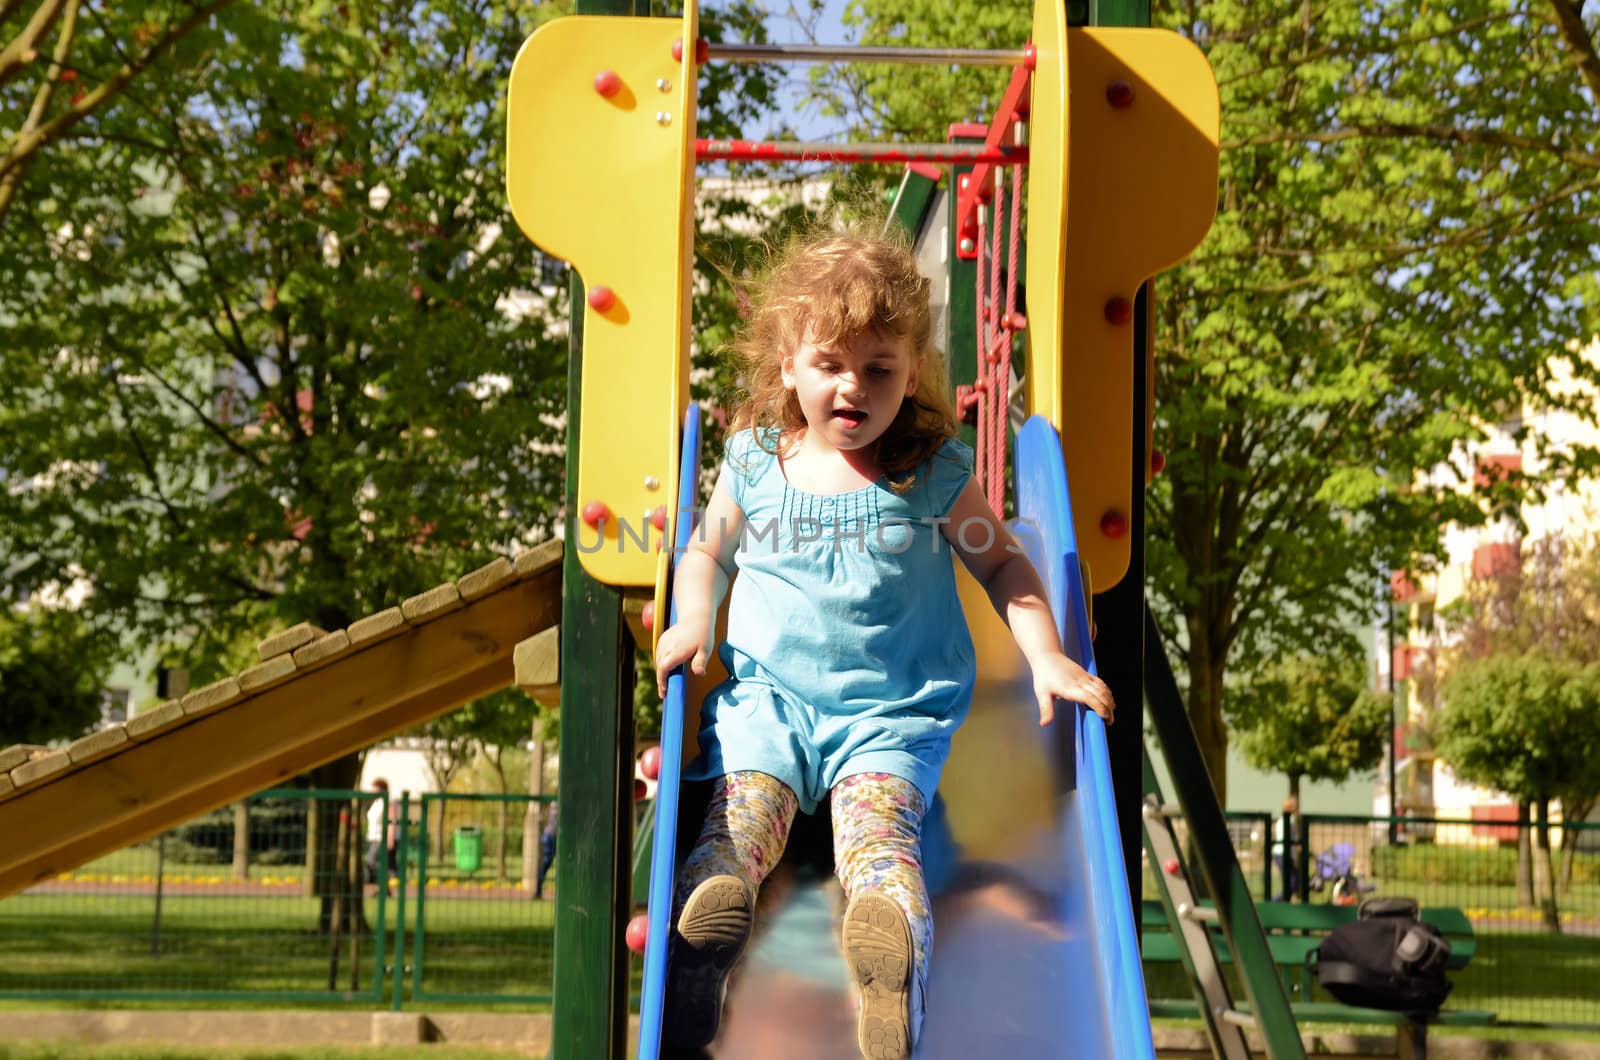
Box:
[675,770,932,1031]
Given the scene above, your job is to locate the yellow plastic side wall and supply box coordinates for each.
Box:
[1026,0,1220,590]
[506,10,698,588]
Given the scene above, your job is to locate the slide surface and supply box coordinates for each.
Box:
[636,416,1152,1058]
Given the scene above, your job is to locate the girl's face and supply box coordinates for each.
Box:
[781,326,919,453]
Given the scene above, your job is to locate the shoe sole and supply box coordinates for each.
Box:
[664,875,754,1049]
[843,891,912,1060]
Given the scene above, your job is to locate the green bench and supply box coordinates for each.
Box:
[1141,900,1495,1059]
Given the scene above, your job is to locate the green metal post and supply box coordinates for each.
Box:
[946,128,981,452]
[390,791,409,1012]
[373,790,388,1005]
[413,794,430,1001]
[550,7,643,1053]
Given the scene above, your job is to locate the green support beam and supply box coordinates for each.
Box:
[552,7,642,1057]
[1145,608,1305,1059]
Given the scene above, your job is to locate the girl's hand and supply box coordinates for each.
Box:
[654,621,712,698]
[1031,652,1115,728]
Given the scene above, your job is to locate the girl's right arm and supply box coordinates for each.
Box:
[653,471,746,696]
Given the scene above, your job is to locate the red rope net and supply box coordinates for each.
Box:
[956,164,1025,518]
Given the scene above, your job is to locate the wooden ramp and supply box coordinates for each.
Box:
[0,540,564,900]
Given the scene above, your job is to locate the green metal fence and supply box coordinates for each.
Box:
[8,793,1597,1030]
[1143,811,1600,1030]
[0,789,391,1003]
[1294,813,1600,1028]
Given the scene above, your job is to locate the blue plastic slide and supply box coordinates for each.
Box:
[636,412,1152,1058]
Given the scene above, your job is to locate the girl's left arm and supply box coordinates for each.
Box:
[941,480,1115,727]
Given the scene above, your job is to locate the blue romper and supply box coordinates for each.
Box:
[685,427,978,814]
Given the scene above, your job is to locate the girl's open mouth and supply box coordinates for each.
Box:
[832,408,867,426]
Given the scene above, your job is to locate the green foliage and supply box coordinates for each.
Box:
[834,0,1600,796]
[0,606,110,747]
[0,2,781,759]
[1437,653,1600,807]
[1229,652,1389,788]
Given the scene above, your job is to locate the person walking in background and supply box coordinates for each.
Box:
[1274,795,1300,900]
[365,778,397,896]
[534,800,558,899]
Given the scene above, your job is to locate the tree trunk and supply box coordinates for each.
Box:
[524,738,546,891]
[496,799,509,883]
[1184,623,1230,805]
[1535,799,1561,934]
[232,801,250,880]
[1558,797,1592,895]
[311,752,363,933]
[1517,800,1534,908]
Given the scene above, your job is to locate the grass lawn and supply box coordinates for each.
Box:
[1144,926,1600,1027]
[0,891,561,1004]
[0,1046,527,1060]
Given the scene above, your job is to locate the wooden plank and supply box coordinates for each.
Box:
[0,745,42,773]
[257,622,327,661]
[513,539,563,577]
[400,582,462,623]
[181,677,243,718]
[515,626,561,688]
[67,727,129,766]
[0,570,559,898]
[515,625,561,709]
[293,629,352,670]
[348,607,406,648]
[237,654,297,695]
[459,557,517,601]
[11,751,70,789]
[126,701,184,740]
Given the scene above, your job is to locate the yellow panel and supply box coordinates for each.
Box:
[506,7,698,586]
[1023,0,1068,433]
[940,563,1056,860]
[1024,9,1219,591]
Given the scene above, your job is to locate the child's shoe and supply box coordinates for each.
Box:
[842,889,913,1060]
[663,874,755,1049]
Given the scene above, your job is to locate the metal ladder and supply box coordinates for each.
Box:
[1142,783,1253,1060]
[1143,605,1307,1060]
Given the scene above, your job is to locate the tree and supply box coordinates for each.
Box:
[0,0,780,924]
[1,1,241,226]
[831,0,1600,798]
[1229,653,1389,805]
[1431,535,1600,893]
[1436,653,1600,930]
[0,605,109,746]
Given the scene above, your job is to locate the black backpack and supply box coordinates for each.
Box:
[1312,897,1453,1012]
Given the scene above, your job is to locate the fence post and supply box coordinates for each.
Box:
[390,791,410,1012]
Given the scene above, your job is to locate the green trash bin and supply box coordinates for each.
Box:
[454,825,483,873]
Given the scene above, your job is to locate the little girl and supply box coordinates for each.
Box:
[653,224,1115,1059]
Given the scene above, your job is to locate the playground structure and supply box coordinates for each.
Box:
[0,1,1321,1058]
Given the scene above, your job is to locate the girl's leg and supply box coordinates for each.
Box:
[831,772,930,1060]
[666,771,798,1049]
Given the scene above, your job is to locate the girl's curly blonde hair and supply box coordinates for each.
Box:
[727,222,960,491]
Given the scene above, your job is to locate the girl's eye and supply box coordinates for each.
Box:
[868,366,892,378]
[818,362,839,373]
